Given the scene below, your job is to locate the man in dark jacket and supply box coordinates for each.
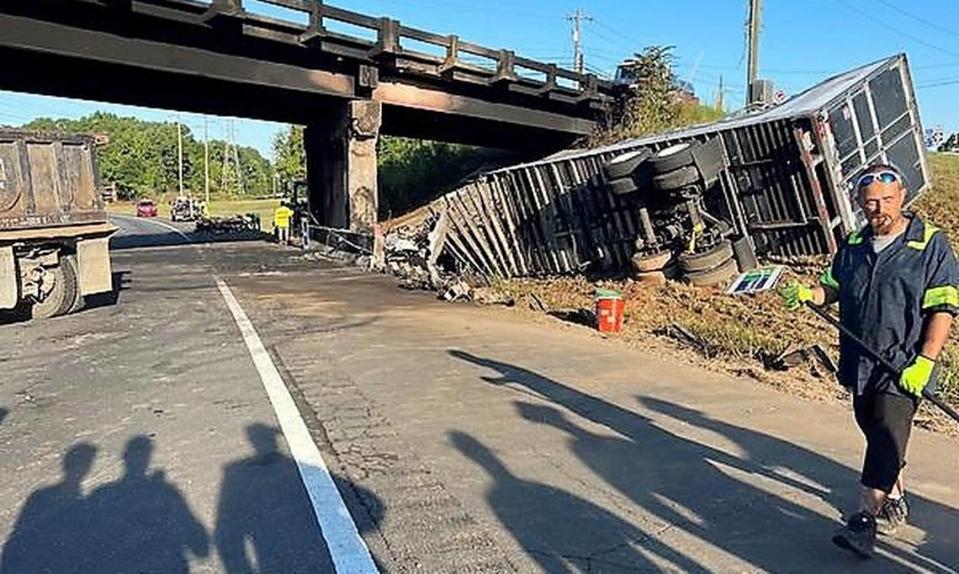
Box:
[780,162,958,558]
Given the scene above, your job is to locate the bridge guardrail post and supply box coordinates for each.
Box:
[439,35,459,74]
[371,17,399,59]
[493,50,517,84]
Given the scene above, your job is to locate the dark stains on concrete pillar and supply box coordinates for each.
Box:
[305,100,382,232]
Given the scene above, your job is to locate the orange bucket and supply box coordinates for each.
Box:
[595,289,624,334]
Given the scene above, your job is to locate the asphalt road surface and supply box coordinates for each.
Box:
[1,215,957,573]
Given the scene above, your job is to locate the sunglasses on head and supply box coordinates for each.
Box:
[856,171,900,188]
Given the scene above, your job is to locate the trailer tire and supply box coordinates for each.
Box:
[603,148,652,180]
[650,142,695,174]
[632,250,672,272]
[608,177,639,196]
[679,240,734,273]
[684,258,739,288]
[652,165,700,191]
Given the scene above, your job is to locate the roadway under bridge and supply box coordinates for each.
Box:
[0,0,617,230]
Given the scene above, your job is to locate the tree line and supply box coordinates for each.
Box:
[23,113,272,200]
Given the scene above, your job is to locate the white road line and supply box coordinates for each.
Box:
[148,217,192,241]
[216,278,378,574]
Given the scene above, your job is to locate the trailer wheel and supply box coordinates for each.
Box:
[684,258,739,288]
[608,177,639,196]
[603,148,652,180]
[678,240,734,273]
[650,142,695,174]
[632,250,672,273]
[58,255,83,315]
[652,165,700,191]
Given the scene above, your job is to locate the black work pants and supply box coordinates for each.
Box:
[853,392,918,493]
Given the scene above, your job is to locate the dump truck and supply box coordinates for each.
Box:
[0,130,116,319]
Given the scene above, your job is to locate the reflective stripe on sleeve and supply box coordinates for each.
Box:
[923,285,959,309]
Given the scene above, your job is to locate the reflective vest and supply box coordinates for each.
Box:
[273,205,294,229]
[820,214,959,396]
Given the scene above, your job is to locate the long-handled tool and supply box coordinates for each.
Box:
[806,302,959,424]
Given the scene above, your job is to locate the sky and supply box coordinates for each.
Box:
[1,0,957,156]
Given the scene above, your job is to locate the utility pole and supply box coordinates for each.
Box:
[176,116,184,197]
[746,0,762,97]
[566,9,593,74]
[203,117,210,204]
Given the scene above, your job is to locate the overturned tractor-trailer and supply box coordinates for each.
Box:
[418,53,929,286]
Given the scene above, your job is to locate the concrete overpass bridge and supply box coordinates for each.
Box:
[0,0,618,230]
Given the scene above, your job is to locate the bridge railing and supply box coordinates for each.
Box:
[115,0,615,104]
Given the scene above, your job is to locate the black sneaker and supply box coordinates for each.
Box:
[876,496,908,536]
[832,512,876,558]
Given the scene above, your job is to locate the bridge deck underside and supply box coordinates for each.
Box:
[0,10,598,152]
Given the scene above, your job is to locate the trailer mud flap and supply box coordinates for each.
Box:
[0,246,16,309]
[77,237,113,296]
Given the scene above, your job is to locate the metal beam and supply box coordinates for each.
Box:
[0,13,356,99]
[373,82,596,136]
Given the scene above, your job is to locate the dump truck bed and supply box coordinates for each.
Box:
[0,129,108,233]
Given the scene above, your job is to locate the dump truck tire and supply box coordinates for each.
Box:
[603,148,652,180]
[679,240,734,273]
[684,258,739,287]
[59,255,83,315]
[608,176,639,196]
[29,261,75,320]
[632,250,672,272]
[652,165,700,191]
[650,142,695,174]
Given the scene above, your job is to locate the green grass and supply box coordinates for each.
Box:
[915,153,959,403]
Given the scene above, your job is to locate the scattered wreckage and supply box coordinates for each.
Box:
[383,54,929,294]
[194,213,261,235]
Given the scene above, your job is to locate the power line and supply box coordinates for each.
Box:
[831,0,959,59]
[873,0,959,39]
[916,77,959,89]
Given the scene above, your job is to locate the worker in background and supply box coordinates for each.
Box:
[273,202,294,245]
[779,162,959,558]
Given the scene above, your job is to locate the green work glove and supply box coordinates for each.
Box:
[779,281,814,311]
[900,355,935,397]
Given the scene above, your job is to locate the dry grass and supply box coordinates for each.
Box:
[489,153,959,432]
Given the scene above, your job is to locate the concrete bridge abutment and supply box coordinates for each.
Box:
[305,100,382,233]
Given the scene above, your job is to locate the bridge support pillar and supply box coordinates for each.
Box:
[305,100,382,232]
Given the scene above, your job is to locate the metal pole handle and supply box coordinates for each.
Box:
[805,303,959,425]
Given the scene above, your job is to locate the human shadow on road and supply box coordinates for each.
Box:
[450,431,708,573]
[84,435,209,573]
[215,423,383,574]
[1,443,97,574]
[451,350,957,573]
[0,407,7,426]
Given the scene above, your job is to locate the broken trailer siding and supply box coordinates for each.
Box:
[432,53,927,278]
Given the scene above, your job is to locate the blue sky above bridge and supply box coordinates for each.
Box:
[1,0,957,157]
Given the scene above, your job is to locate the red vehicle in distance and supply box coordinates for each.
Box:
[135,199,158,218]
